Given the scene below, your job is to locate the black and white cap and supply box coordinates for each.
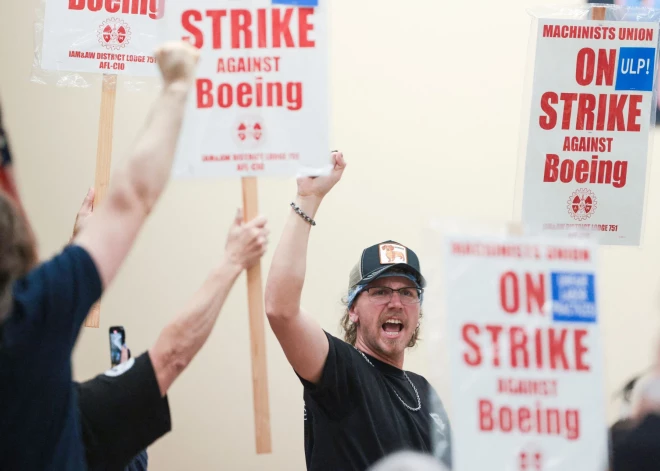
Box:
[348,240,426,289]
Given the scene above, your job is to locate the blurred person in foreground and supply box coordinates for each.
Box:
[0,41,202,470]
[368,451,449,471]
[610,343,660,471]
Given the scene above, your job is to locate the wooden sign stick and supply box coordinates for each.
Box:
[507,222,524,236]
[592,5,606,21]
[242,176,272,454]
[84,73,117,328]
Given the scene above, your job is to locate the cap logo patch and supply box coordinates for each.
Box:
[379,243,407,265]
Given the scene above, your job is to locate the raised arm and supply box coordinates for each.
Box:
[149,209,269,395]
[73,42,199,288]
[265,152,346,384]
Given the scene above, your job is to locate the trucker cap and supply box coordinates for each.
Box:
[348,240,426,289]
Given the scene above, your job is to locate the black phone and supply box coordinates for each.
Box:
[109,326,125,366]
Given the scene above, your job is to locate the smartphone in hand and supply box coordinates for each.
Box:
[109,326,125,366]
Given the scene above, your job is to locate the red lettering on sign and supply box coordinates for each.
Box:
[510,327,529,368]
[460,324,591,372]
[500,271,520,314]
[217,57,281,73]
[207,10,227,49]
[562,136,613,153]
[196,77,303,111]
[479,399,581,440]
[539,92,642,132]
[486,325,503,367]
[68,0,162,19]
[181,8,316,49]
[535,329,544,368]
[497,378,559,396]
[574,329,590,371]
[462,324,482,366]
[619,27,655,41]
[575,48,616,86]
[542,24,615,41]
[546,248,591,261]
[543,154,627,188]
[273,8,294,48]
[549,329,569,370]
[232,10,252,48]
[499,272,545,315]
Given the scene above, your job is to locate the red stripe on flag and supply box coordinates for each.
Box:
[0,166,20,203]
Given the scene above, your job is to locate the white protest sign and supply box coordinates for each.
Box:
[161,0,329,178]
[40,0,163,76]
[522,20,658,245]
[442,235,607,471]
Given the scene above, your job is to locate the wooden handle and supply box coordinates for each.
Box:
[506,222,524,236]
[592,5,606,21]
[84,74,118,328]
[241,177,272,454]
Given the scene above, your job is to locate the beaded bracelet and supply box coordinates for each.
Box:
[291,202,316,226]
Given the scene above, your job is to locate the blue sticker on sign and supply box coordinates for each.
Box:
[551,272,597,323]
[272,0,318,5]
[615,47,655,91]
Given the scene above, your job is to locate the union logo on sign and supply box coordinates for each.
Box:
[519,450,543,470]
[98,18,131,50]
[233,116,266,148]
[567,188,598,221]
[518,444,543,471]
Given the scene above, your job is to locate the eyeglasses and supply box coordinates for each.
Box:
[365,286,423,305]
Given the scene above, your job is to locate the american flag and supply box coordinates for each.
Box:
[0,103,33,239]
[0,104,19,201]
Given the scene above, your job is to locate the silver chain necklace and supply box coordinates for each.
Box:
[353,347,421,412]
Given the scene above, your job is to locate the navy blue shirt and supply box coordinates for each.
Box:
[0,245,102,470]
[125,450,148,471]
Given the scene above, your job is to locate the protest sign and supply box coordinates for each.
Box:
[161,0,330,178]
[37,0,169,326]
[521,19,658,245]
[155,0,330,452]
[439,234,607,470]
[40,0,162,77]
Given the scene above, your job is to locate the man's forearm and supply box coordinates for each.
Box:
[71,81,193,289]
[265,196,321,319]
[149,257,243,396]
[123,83,190,211]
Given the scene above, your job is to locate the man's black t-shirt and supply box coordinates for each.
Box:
[0,245,102,470]
[610,414,660,471]
[300,332,452,471]
[77,352,171,471]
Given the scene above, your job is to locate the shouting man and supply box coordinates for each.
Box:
[265,152,452,470]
